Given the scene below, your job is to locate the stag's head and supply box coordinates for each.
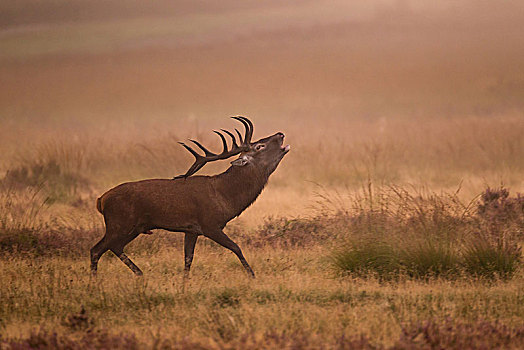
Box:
[175,116,290,178]
[231,131,290,175]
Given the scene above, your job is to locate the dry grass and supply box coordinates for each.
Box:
[0,183,522,348]
[1,116,523,227]
[326,185,522,280]
[0,248,523,349]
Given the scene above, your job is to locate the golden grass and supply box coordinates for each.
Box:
[1,247,523,348]
[1,115,523,226]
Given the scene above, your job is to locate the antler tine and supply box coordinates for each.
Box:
[174,142,208,179]
[178,142,203,159]
[231,116,253,145]
[180,161,207,179]
[189,139,216,157]
[213,130,229,154]
[221,129,239,149]
[234,128,244,145]
[240,116,254,144]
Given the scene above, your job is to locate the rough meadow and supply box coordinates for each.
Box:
[1,1,523,349]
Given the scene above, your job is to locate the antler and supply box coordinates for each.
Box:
[174,116,254,179]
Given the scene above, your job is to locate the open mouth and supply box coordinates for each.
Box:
[279,135,290,153]
[277,133,290,154]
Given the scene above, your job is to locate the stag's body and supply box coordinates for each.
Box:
[97,167,267,233]
[91,117,288,277]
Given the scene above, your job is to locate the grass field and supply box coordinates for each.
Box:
[1,1,524,348]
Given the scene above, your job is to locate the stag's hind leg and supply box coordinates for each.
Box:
[90,237,110,275]
[115,252,143,276]
[110,232,143,276]
[207,230,255,278]
[93,215,143,276]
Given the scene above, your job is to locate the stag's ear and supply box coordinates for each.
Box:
[231,155,251,167]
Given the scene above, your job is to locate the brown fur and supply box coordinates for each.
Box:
[90,131,289,277]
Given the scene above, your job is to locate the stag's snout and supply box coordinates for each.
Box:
[274,132,290,154]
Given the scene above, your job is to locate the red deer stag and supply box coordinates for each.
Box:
[91,116,289,277]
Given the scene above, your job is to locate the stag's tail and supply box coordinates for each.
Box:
[96,197,104,214]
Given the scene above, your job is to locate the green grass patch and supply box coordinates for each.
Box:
[328,186,522,280]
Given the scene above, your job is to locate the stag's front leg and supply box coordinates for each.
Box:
[206,229,255,278]
[184,232,198,276]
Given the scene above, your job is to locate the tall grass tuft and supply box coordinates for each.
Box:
[400,240,460,279]
[0,185,49,254]
[463,240,521,279]
[2,160,87,204]
[323,184,522,280]
[331,240,400,278]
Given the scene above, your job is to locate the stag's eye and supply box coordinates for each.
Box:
[255,144,265,151]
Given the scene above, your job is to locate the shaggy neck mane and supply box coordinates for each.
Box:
[214,165,270,219]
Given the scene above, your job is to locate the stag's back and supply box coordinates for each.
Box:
[97,177,226,231]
